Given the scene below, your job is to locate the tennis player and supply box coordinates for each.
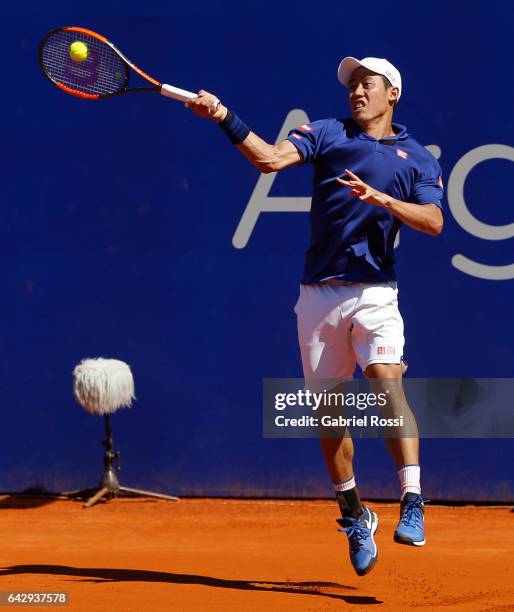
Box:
[186,56,443,576]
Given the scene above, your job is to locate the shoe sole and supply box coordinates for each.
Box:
[356,511,379,576]
[394,533,425,546]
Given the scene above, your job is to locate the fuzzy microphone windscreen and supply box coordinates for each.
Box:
[73,358,135,415]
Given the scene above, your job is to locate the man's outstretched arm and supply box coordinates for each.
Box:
[185,90,302,173]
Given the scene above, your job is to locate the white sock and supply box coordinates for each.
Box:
[397,464,421,499]
[333,474,356,492]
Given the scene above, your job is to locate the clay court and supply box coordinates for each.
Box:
[1,497,512,611]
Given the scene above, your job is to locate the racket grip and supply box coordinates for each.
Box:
[160,84,197,102]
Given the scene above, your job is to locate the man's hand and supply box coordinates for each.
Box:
[185,90,228,123]
[336,169,387,207]
[337,168,443,235]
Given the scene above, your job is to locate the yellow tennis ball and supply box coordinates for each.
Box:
[69,41,88,62]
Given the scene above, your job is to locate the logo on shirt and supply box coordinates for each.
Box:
[291,133,303,140]
[396,148,409,160]
[438,175,444,188]
[298,124,312,131]
[377,346,396,356]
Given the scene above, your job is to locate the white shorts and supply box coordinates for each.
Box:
[294,281,405,383]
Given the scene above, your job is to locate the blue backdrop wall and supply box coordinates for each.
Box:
[1,1,513,500]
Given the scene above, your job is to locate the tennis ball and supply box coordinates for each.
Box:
[69,41,88,62]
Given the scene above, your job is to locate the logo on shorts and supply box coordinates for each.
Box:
[396,149,408,160]
[377,346,396,355]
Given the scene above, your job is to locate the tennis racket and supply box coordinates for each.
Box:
[38,26,197,102]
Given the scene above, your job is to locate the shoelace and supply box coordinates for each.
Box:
[400,498,425,527]
[338,522,370,551]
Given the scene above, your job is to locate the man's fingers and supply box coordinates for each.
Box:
[336,177,370,199]
[194,94,220,113]
[186,95,216,114]
[339,170,376,203]
[336,178,356,187]
[337,179,362,190]
[191,91,216,105]
[184,90,224,122]
[209,98,221,113]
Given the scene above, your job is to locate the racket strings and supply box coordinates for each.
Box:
[41,30,128,97]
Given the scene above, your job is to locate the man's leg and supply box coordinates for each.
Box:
[364,363,419,470]
[364,362,426,546]
[295,283,378,575]
[316,382,380,576]
[319,432,378,575]
[320,433,363,518]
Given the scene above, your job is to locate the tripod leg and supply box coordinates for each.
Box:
[83,487,110,509]
[119,486,179,502]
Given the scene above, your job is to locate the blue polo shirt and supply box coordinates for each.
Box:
[287,118,443,284]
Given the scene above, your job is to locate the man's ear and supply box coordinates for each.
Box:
[389,87,399,106]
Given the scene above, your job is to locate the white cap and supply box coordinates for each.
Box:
[337,56,402,100]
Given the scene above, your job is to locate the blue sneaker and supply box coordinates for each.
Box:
[337,506,378,576]
[394,492,426,546]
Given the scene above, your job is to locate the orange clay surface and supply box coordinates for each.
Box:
[0,497,513,611]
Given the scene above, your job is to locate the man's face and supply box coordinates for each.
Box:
[348,66,396,122]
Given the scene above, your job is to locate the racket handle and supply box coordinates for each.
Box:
[160,84,197,102]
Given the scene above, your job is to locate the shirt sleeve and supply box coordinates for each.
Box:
[410,156,444,208]
[286,120,328,163]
